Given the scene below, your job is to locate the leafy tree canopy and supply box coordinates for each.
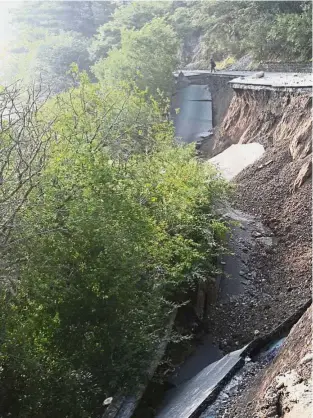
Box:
[92,18,180,97]
[0,72,229,417]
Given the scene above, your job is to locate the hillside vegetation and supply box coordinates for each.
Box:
[2,1,312,91]
[0,75,229,416]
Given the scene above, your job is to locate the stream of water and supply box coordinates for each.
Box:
[200,337,287,418]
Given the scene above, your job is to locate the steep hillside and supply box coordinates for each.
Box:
[206,87,312,416]
[212,89,311,162]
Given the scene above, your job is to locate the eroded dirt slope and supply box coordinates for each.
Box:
[205,87,312,416]
[211,89,311,159]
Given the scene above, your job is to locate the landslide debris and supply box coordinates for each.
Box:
[206,88,312,353]
[203,87,312,416]
[210,90,311,159]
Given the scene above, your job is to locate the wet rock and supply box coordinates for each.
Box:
[103,397,113,406]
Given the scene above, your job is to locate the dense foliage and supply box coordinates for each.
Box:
[5,29,91,93]
[2,1,118,91]
[0,67,228,416]
[92,18,179,96]
[183,0,312,64]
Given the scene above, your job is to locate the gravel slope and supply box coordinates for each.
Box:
[204,87,312,417]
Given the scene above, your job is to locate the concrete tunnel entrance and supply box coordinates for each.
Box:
[172,84,213,144]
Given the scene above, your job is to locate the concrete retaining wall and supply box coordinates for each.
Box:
[179,74,235,128]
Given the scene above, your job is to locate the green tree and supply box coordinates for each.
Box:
[264,2,312,60]
[0,81,56,293]
[89,1,172,60]
[92,18,180,97]
[0,74,229,417]
[3,1,118,89]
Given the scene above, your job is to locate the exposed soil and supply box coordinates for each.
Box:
[206,144,311,354]
[235,142,311,331]
[203,87,312,416]
[210,90,312,158]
